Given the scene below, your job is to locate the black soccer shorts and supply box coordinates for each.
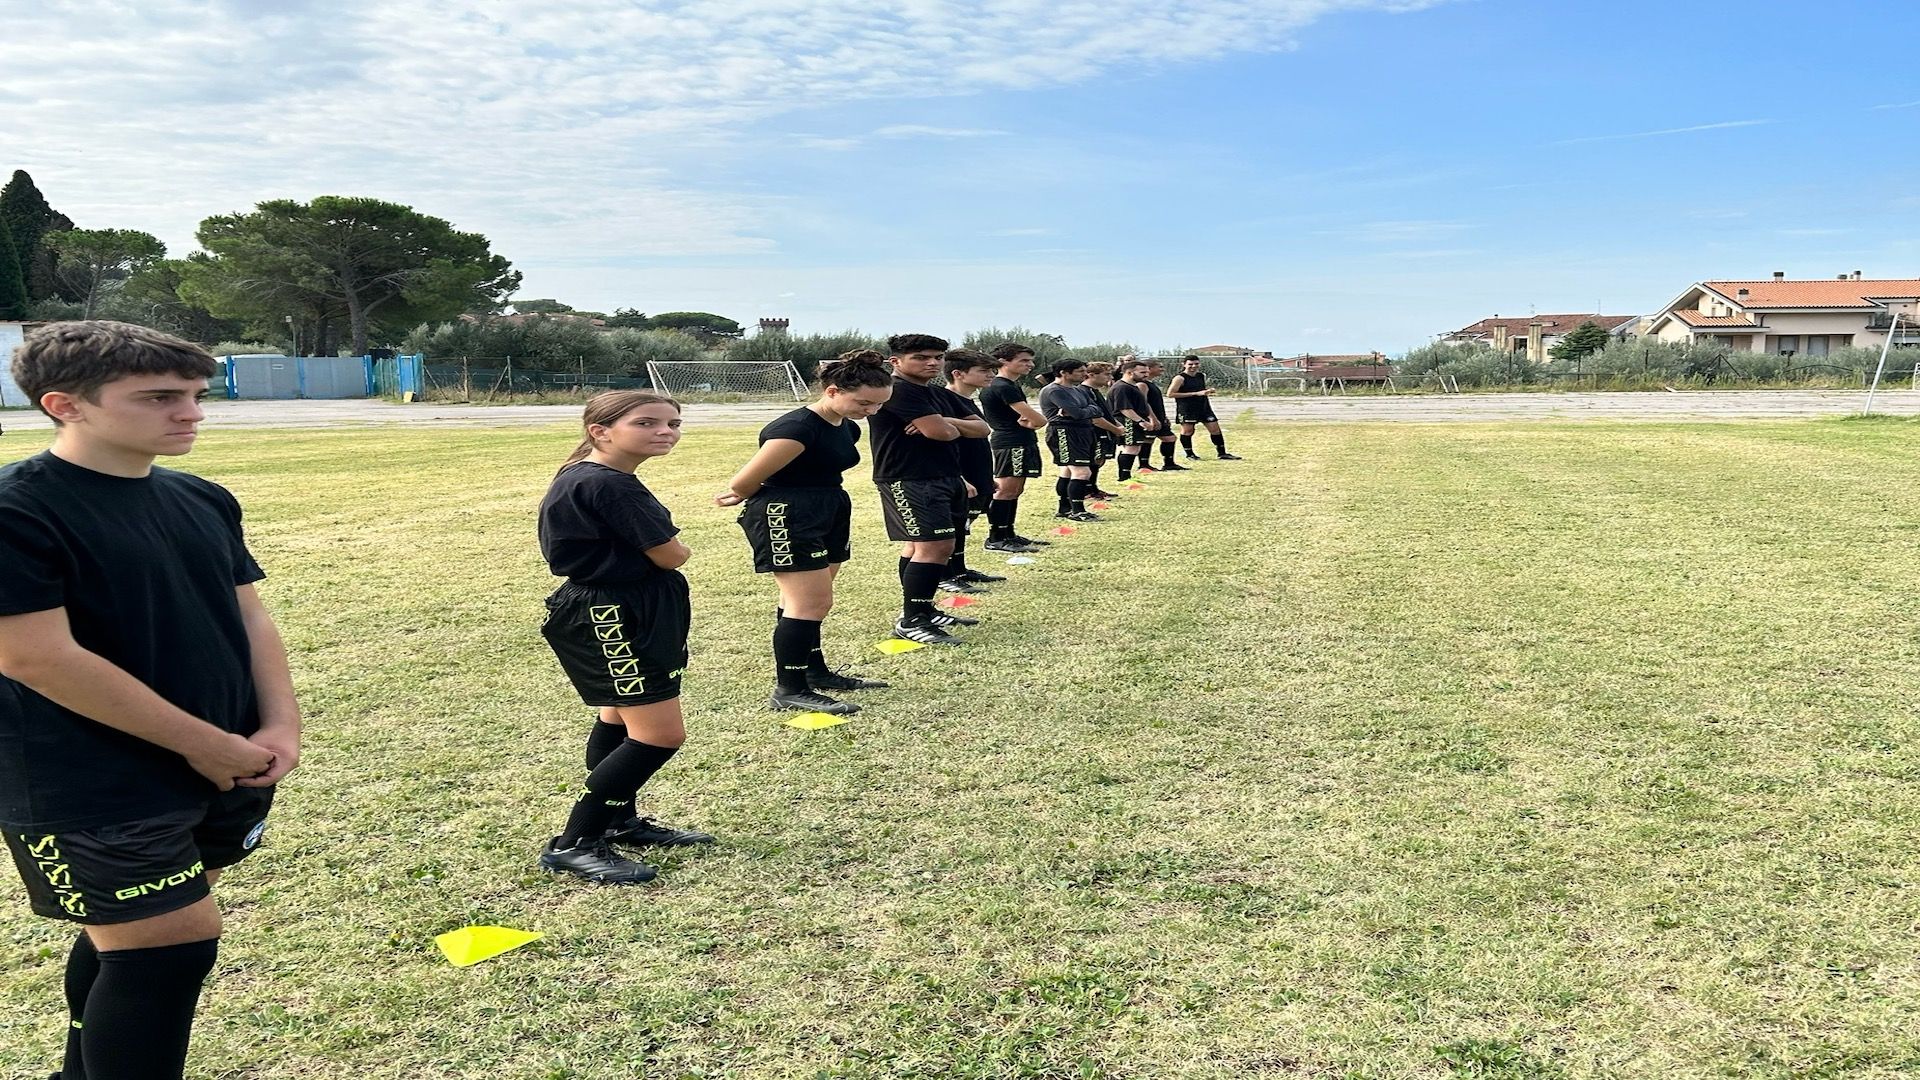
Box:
[739,487,852,573]
[1047,425,1095,467]
[1121,418,1157,445]
[5,786,275,925]
[876,476,966,542]
[1177,402,1220,425]
[542,579,690,707]
[991,443,1043,479]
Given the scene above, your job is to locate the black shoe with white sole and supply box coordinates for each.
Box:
[937,578,986,594]
[958,569,1006,583]
[893,618,963,646]
[930,611,980,628]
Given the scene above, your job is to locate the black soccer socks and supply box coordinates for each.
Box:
[560,739,679,848]
[1160,442,1176,467]
[61,932,99,1080]
[583,717,634,822]
[1180,433,1195,455]
[1212,432,1229,455]
[1055,476,1071,515]
[903,560,947,622]
[773,615,819,693]
[986,497,1017,540]
[80,938,219,1080]
[1116,452,1135,481]
[1066,478,1090,514]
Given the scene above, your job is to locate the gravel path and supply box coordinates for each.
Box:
[3,390,1916,432]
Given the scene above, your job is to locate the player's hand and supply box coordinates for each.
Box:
[714,491,744,507]
[1204,388,1215,396]
[236,728,301,787]
[1145,419,1159,431]
[964,481,978,498]
[1018,417,1041,428]
[189,732,276,792]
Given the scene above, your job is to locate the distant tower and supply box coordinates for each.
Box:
[758,317,790,337]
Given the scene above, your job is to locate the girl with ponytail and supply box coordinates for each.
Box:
[716,349,894,715]
[534,390,713,885]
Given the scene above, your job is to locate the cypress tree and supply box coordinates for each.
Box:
[0,170,76,302]
[0,215,28,319]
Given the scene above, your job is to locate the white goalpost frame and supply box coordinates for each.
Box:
[1863,312,1908,416]
[646,359,807,400]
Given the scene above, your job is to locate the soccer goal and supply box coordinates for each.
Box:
[646,359,807,401]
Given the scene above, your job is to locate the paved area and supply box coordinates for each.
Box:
[3,390,1917,432]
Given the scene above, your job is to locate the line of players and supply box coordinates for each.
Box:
[721,336,1245,719]
[0,322,1251,1077]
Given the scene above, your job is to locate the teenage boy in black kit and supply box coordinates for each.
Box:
[977,342,1051,553]
[936,348,1006,601]
[868,334,974,646]
[1139,358,1188,471]
[0,321,301,1080]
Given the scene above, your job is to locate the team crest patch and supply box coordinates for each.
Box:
[243,820,268,850]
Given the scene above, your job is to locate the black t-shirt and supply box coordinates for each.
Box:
[539,462,683,587]
[757,406,860,488]
[977,376,1037,449]
[869,377,959,482]
[1142,379,1170,424]
[0,452,266,830]
[945,389,993,493]
[1108,380,1149,420]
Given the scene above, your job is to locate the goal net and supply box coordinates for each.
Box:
[646,360,807,401]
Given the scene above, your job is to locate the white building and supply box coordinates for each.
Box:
[0,321,27,408]
[1644,273,1920,355]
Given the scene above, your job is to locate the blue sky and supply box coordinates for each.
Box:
[6,0,1917,352]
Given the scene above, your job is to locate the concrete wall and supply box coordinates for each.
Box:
[0,322,25,408]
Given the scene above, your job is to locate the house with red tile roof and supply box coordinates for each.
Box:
[1441,314,1639,363]
[1645,272,1920,356]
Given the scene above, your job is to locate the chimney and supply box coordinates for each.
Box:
[1736,288,1749,301]
[1853,270,1863,280]
[1839,274,1850,280]
[1773,271,1785,280]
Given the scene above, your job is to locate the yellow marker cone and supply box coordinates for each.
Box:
[436,925,544,968]
[784,711,853,730]
[875,638,927,654]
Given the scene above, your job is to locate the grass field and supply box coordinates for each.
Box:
[4,416,1920,1079]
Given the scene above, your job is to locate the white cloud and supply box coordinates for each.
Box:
[1552,119,1774,146]
[1871,100,1920,110]
[871,125,1009,139]
[1,0,1448,268]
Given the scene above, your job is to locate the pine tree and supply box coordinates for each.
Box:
[1548,319,1612,363]
[0,215,28,319]
[0,170,77,303]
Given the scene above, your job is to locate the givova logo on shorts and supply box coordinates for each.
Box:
[887,482,921,537]
[589,603,647,697]
[765,501,792,567]
[23,834,86,917]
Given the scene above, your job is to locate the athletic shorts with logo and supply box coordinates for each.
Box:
[543,579,690,707]
[1121,418,1159,445]
[1177,401,1220,425]
[1047,425,1095,467]
[876,476,966,542]
[991,442,1043,479]
[739,486,851,574]
[1095,432,1116,458]
[4,786,274,925]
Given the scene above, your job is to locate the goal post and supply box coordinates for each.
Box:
[646,359,807,401]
